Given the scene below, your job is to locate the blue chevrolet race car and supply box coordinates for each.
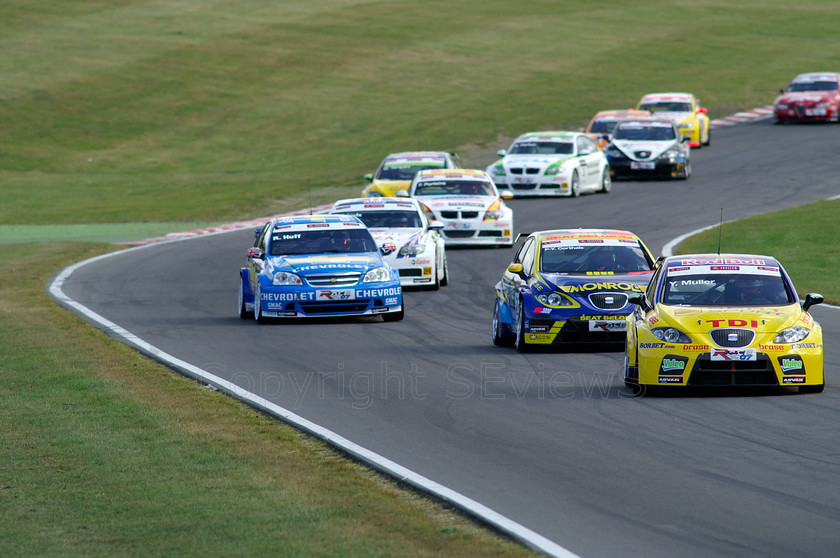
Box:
[492,229,655,351]
[238,214,403,322]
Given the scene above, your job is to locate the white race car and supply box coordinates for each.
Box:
[486,131,611,197]
[409,169,514,247]
[329,197,449,289]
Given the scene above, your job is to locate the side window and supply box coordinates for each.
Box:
[256,223,270,252]
[579,136,595,155]
[513,237,533,265]
[520,239,536,275]
[646,267,662,305]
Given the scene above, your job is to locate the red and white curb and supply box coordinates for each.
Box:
[121,105,776,248]
[710,105,774,128]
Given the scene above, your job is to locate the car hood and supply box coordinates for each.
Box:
[775,91,833,103]
[650,110,693,123]
[367,179,411,196]
[655,304,807,334]
[500,154,572,168]
[540,272,653,296]
[369,228,425,248]
[266,253,383,276]
[419,195,496,211]
[611,140,678,160]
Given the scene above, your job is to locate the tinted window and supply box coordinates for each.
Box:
[661,273,793,306]
[269,229,377,255]
[414,180,494,196]
[509,141,574,155]
[342,210,422,228]
[540,244,652,273]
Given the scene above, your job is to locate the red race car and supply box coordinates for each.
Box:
[774,72,840,123]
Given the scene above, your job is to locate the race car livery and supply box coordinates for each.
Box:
[409,169,514,246]
[492,229,656,351]
[238,214,403,322]
[773,72,840,123]
[329,197,448,289]
[362,151,460,198]
[637,92,710,147]
[583,109,652,149]
[605,118,691,180]
[625,254,825,395]
[486,131,611,197]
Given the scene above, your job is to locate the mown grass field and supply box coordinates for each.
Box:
[2,1,839,555]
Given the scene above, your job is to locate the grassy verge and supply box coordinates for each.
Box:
[0,242,527,557]
[675,199,840,304]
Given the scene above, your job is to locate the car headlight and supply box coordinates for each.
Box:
[676,121,694,129]
[776,103,789,110]
[536,292,575,307]
[544,164,564,176]
[398,244,425,256]
[605,145,625,158]
[272,271,303,286]
[773,326,811,344]
[651,327,692,344]
[815,102,830,108]
[657,147,681,160]
[490,164,505,176]
[363,267,390,283]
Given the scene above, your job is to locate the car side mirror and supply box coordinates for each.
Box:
[628,294,651,312]
[363,173,374,182]
[498,190,514,200]
[395,190,409,197]
[380,242,396,256]
[507,262,525,276]
[698,107,708,114]
[254,227,263,239]
[428,221,444,231]
[246,247,263,259]
[496,149,507,157]
[802,293,824,312]
[779,88,785,94]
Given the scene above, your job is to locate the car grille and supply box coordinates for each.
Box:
[710,328,755,348]
[294,301,370,314]
[687,354,777,386]
[511,183,538,190]
[589,292,628,310]
[397,268,422,277]
[305,272,361,287]
[444,231,475,238]
[440,210,480,219]
[509,168,541,175]
[795,104,805,118]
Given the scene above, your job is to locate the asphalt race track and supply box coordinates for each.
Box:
[56,118,840,558]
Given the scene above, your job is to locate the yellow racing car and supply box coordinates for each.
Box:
[625,254,824,395]
[636,92,710,147]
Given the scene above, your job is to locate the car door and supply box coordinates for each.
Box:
[502,236,535,317]
[576,135,601,189]
[247,224,270,295]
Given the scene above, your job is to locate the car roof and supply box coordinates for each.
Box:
[271,214,368,232]
[514,131,579,142]
[534,228,643,242]
[331,197,421,212]
[414,168,490,180]
[381,151,451,164]
[591,109,651,119]
[615,117,677,126]
[791,72,840,83]
[662,253,782,269]
[639,92,694,102]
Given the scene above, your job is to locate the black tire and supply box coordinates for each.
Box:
[678,160,691,180]
[383,298,405,322]
[439,254,449,287]
[598,167,611,193]
[254,283,268,324]
[570,171,581,197]
[492,299,514,347]
[799,383,824,394]
[513,299,533,352]
[702,128,711,146]
[423,250,441,291]
[238,277,252,319]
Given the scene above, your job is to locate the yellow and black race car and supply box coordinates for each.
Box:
[625,254,824,395]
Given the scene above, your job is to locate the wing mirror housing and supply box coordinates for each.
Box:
[380,242,396,256]
[498,189,514,200]
[246,247,263,259]
[628,294,651,312]
[802,293,824,312]
[428,221,444,230]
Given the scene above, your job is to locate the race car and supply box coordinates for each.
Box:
[362,151,460,198]
[604,117,691,180]
[409,169,514,247]
[238,214,403,322]
[582,109,652,149]
[329,197,448,289]
[636,92,710,147]
[492,229,656,351]
[486,131,611,197]
[773,72,840,123]
[624,254,825,395]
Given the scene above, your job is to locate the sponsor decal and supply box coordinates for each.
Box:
[530,325,551,333]
[640,342,675,349]
[782,376,806,384]
[385,297,398,305]
[710,348,757,361]
[791,343,816,350]
[659,376,684,384]
[682,344,710,351]
[316,290,354,301]
[759,344,784,351]
[356,287,402,298]
[680,258,766,266]
[649,316,659,325]
[422,267,432,275]
[263,292,314,302]
[579,315,625,321]
[589,320,626,332]
[660,356,688,373]
[779,356,804,373]
[527,333,555,343]
[706,319,760,328]
[564,282,645,293]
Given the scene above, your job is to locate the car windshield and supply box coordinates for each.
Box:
[588,120,620,134]
[540,244,652,274]
[414,180,495,196]
[377,163,444,181]
[269,228,378,255]
[640,101,692,113]
[661,273,794,306]
[509,141,574,155]
[787,81,839,92]
[340,210,422,228]
[613,124,676,141]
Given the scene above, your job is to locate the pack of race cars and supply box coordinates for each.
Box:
[237,79,827,395]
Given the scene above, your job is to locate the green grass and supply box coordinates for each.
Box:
[3,0,840,554]
[675,199,840,304]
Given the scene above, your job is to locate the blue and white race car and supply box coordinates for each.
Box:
[329,197,448,289]
[238,214,403,322]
